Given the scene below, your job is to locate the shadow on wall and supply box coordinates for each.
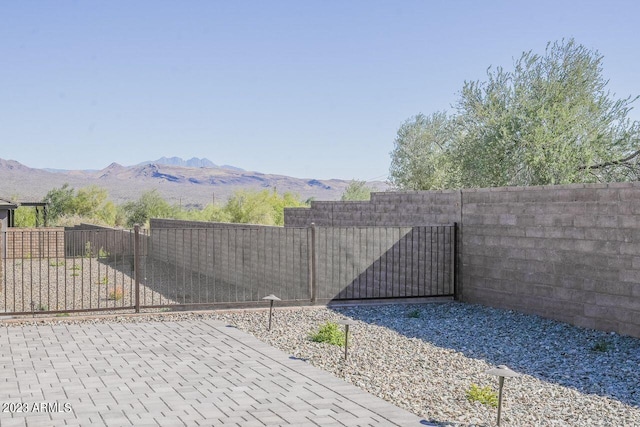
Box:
[93,253,256,306]
[329,302,640,409]
[316,225,456,301]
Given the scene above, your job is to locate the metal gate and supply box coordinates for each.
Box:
[313,225,457,301]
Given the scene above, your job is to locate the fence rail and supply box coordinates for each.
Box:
[1,223,456,315]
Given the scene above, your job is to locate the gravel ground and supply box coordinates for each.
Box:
[0,257,179,313]
[1,257,258,314]
[213,303,640,426]
[2,302,639,426]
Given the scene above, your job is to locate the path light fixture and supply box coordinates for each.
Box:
[262,294,281,331]
[485,365,519,426]
[337,319,356,360]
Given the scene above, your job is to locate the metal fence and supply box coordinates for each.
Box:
[143,226,311,307]
[0,228,140,315]
[315,225,456,300]
[0,223,456,315]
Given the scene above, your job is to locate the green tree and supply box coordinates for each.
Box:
[13,206,36,227]
[389,112,457,190]
[122,190,177,227]
[42,184,117,226]
[273,192,307,225]
[42,184,75,222]
[340,180,374,201]
[222,190,305,226]
[390,39,640,189]
[72,186,109,217]
[96,201,117,225]
[191,203,230,223]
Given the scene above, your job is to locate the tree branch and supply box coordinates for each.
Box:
[579,149,640,170]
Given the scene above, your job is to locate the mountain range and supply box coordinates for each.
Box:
[0,157,386,207]
[136,156,245,171]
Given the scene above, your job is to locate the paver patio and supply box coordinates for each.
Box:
[0,319,425,426]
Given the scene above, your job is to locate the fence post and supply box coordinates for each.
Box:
[134,224,140,313]
[309,223,317,303]
[453,222,459,301]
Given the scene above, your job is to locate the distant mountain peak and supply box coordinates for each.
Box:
[136,156,244,171]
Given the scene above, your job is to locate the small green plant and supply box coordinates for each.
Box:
[49,260,65,267]
[591,340,611,352]
[108,287,124,301]
[56,313,70,317]
[466,384,498,407]
[33,304,48,312]
[98,247,110,258]
[84,241,93,258]
[407,308,421,318]
[70,264,81,276]
[99,276,109,285]
[309,322,345,346]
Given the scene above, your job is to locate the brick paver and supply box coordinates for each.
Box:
[0,320,424,426]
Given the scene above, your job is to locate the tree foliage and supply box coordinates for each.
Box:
[42,184,75,222]
[222,190,305,226]
[389,112,457,190]
[43,184,117,226]
[340,180,374,201]
[37,185,306,229]
[390,39,640,190]
[119,188,305,227]
[13,207,36,227]
[122,190,177,227]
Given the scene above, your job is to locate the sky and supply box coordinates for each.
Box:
[1,0,639,181]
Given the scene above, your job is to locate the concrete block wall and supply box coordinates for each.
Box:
[461,182,640,338]
[285,191,461,227]
[285,182,640,338]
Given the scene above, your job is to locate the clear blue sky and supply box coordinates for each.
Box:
[1,0,639,180]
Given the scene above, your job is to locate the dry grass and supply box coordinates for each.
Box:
[108,286,124,301]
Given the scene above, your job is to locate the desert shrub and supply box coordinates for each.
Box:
[309,322,345,346]
[108,287,124,301]
[466,384,498,407]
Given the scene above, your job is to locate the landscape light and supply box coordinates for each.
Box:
[262,294,281,331]
[337,319,356,360]
[485,365,519,426]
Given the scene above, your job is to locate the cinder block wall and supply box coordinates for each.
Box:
[462,182,640,338]
[285,190,461,226]
[284,183,640,338]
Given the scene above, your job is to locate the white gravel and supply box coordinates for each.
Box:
[214,302,640,427]
[0,257,176,313]
[3,302,639,426]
